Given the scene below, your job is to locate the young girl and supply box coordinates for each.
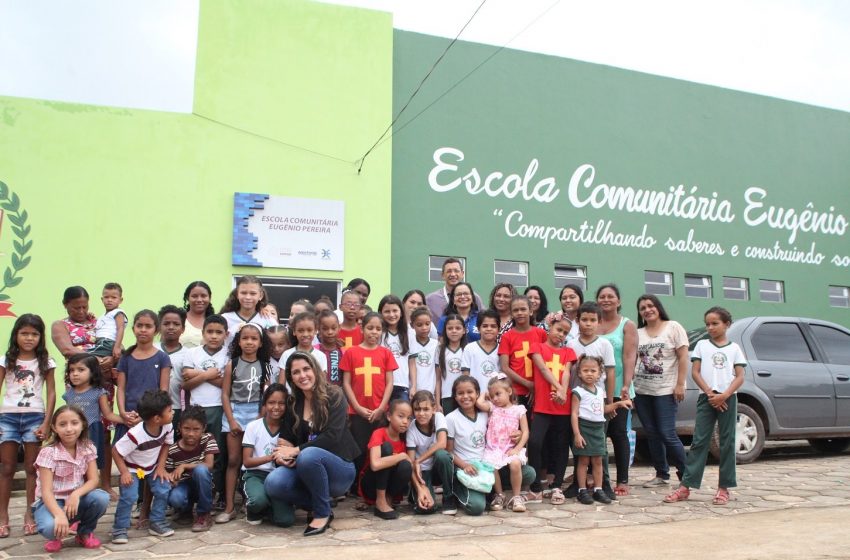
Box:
[262,303,280,325]
[218,323,274,523]
[114,310,171,444]
[406,391,446,514]
[433,376,533,516]
[32,405,110,552]
[341,312,397,487]
[0,314,56,538]
[527,314,576,505]
[315,310,345,386]
[402,290,437,339]
[409,307,438,397]
[437,314,467,414]
[498,296,546,407]
[313,296,334,315]
[571,355,632,505]
[338,290,364,350]
[63,354,124,476]
[558,284,584,344]
[359,400,413,520]
[477,376,529,513]
[378,295,410,402]
[219,275,275,347]
[241,383,290,526]
[461,310,500,396]
[664,307,746,506]
[279,312,328,382]
[266,325,290,378]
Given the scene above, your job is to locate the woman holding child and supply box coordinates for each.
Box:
[264,352,360,536]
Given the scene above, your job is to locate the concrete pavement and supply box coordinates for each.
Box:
[1,444,847,558]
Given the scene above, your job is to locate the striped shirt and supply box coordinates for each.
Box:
[35,441,98,500]
[114,422,174,473]
[165,433,219,482]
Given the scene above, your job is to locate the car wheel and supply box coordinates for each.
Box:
[709,403,764,464]
[808,438,850,454]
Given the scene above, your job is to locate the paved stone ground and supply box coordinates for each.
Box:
[1,444,848,559]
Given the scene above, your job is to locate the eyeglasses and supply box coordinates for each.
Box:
[343,302,361,309]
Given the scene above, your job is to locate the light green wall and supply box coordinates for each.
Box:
[391,31,850,330]
[0,0,393,398]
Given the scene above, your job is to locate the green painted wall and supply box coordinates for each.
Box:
[391,30,850,330]
[0,0,393,398]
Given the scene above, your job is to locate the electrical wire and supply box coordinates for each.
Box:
[356,0,489,174]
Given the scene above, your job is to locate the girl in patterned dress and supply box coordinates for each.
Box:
[477,375,529,512]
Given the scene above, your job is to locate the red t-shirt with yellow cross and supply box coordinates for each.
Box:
[531,342,576,415]
[498,327,547,396]
[340,345,398,412]
[339,325,364,351]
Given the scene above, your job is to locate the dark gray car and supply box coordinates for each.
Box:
[636,316,850,464]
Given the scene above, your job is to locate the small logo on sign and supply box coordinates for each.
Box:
[321,249,331,260]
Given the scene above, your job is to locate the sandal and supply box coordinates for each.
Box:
[0,523,9,538]
[713,488,730,506]
[23,521,38,536]
[614,484,630,497]
[550,488,566,505]
[663,486,690,503]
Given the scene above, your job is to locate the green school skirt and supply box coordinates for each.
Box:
[572,418,606,456]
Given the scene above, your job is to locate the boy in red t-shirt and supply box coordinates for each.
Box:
[526,314,576,504]
[338,291,364,350]
[498,295,547,405]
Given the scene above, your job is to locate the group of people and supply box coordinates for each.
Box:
[0,259,747,552]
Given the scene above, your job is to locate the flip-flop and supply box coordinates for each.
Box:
[0,523,10,538]
[23,522,38,536]
[614,484,630,496]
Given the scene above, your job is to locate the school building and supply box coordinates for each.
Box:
[1,0,849,354]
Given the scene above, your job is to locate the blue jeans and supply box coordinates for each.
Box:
[167,465,213,514]
[264,447,355,520]
[32,489,109,539]
[112,472,172,534]
[634,393,686,480]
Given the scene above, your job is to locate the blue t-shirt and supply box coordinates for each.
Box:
[63,387,107,425]
[437,311,480,342]
[116,350,171,412]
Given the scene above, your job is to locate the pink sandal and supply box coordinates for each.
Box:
[23,521,38,536]
[713,488,730,505]
[0,523,9,538]
[663,486,690,503]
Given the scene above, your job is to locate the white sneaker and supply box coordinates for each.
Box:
[642,477,670,488]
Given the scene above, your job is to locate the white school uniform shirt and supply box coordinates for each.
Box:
[460,341,499,393]
[382,331,410,388]
[439,346,465,399]
[574,385,606,422]
[280,347,328,374]
[94,308,127,340]
[221,311,276,348]
[567,336,615,391]
[242,418,280,472]
[410,337,439,395]
[183,345,229,407]
[446,409,488,463]
[406,412,447,471]
[691,340,747,394]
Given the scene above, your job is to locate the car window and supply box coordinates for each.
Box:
[810,324,850,366]
[687,327,708,350]
[751,322,814,362]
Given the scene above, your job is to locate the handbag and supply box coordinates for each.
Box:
[456,459,495,493]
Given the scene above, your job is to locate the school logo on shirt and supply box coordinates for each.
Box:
[415,351,432,367]
[471,429,485,448]
[481,360,497,378]
[387,341,402,357]
[200,358,219,370]
[0,181,31,318]
[711,352,728,369]
[447,357,462,375]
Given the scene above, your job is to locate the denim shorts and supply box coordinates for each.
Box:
[222,401,261,433]
[0,412,45,444]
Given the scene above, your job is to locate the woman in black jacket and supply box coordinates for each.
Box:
[264,351,360,536]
